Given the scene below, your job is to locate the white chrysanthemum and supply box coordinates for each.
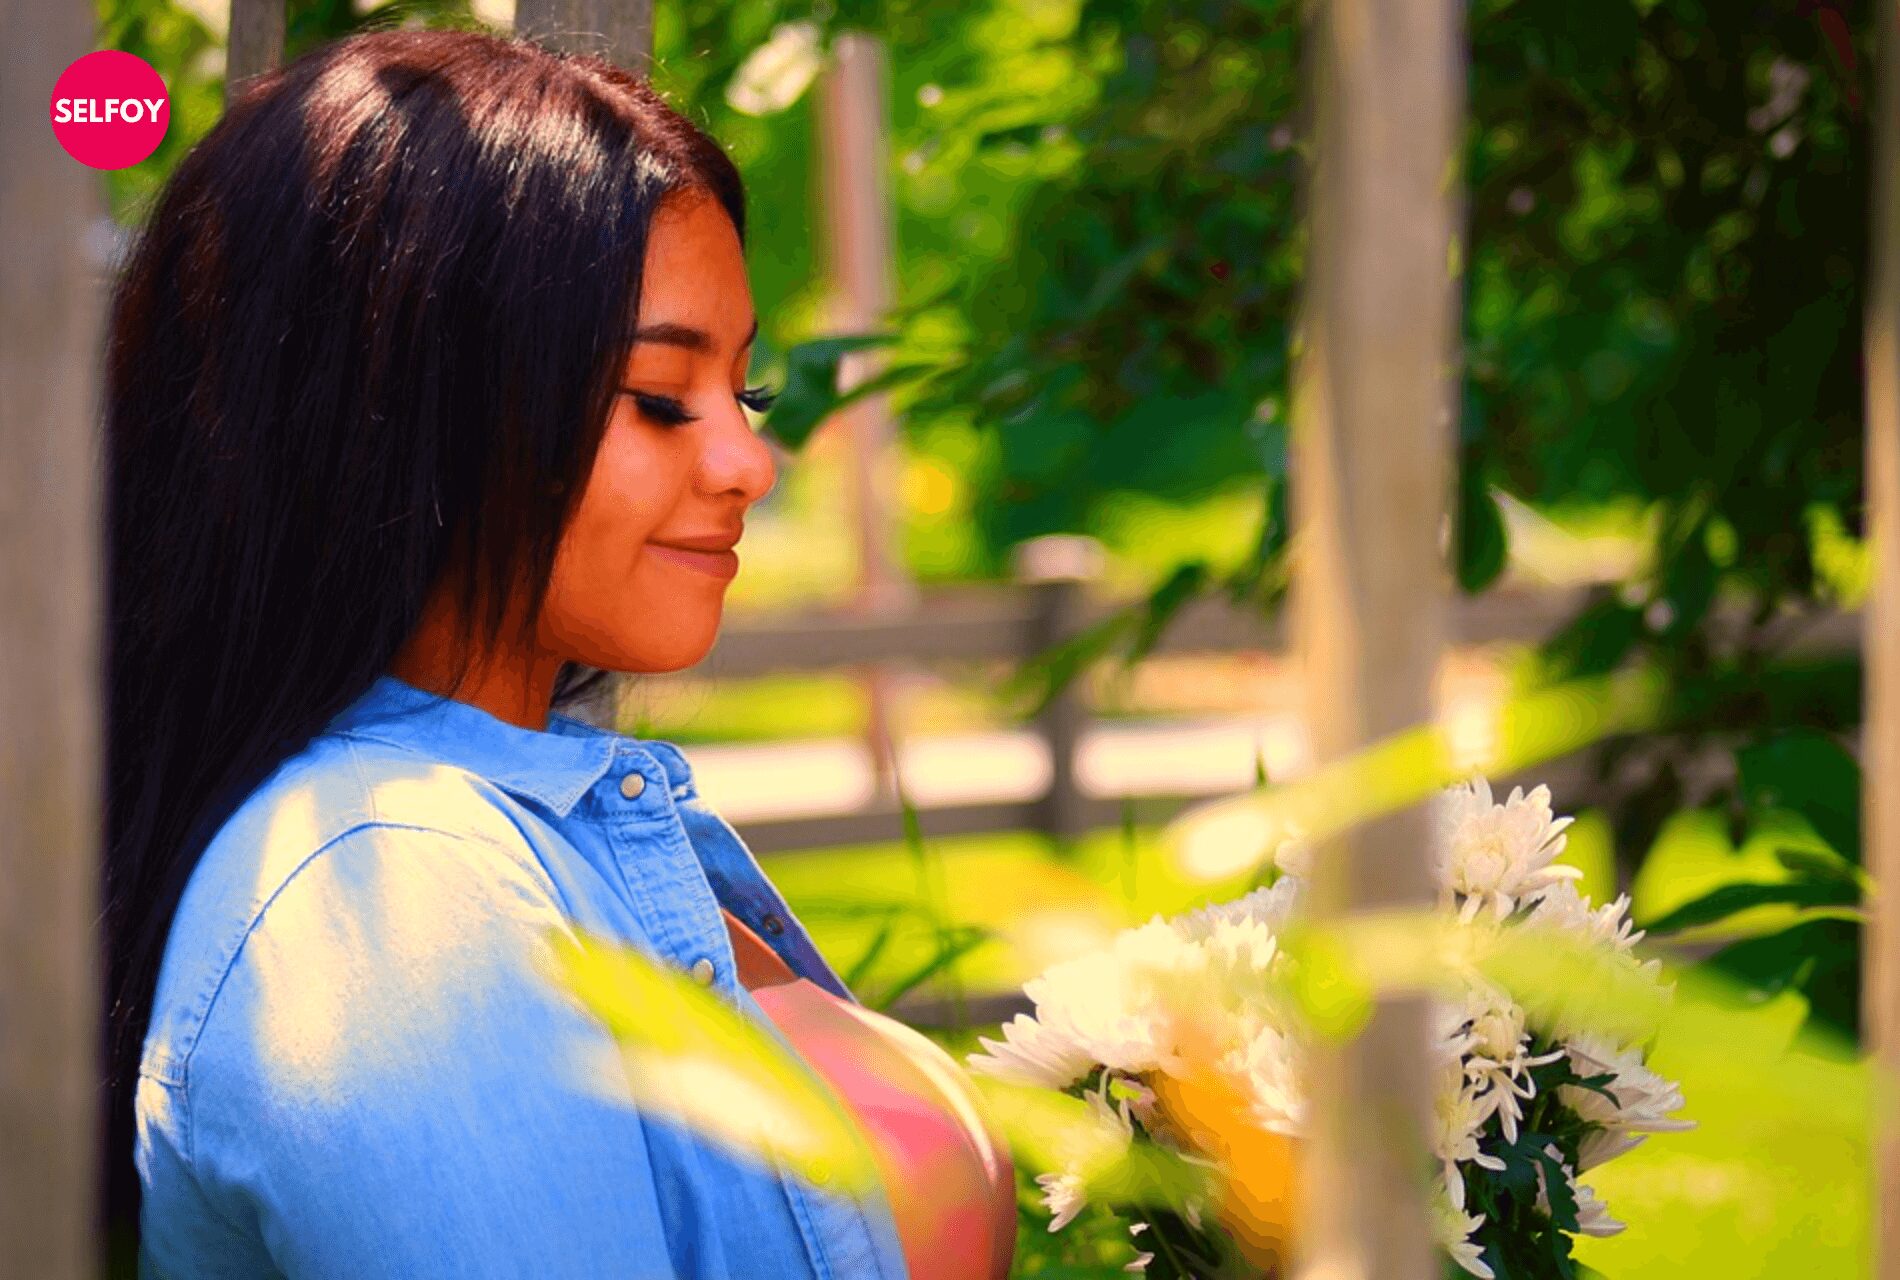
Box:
[1575,1122,1648,1171]
[1533,1144,1627,1237]
[972,885,1307,1095]
[1436,982,1562,1146]
[1188,916,1284,1000]
[1433,1194,1495,1280]
[981,771,1686,1274]
[1221,1016,1306,1134]
[968,917,1203,1086]
[1084,1069,1142,1139]
[966,1009,1100,1088]
[1030,1077,1144,1237]
[1573,1176,1626,1237]
[1560,1034,1694,1171]
[1518,881,1667,1042]
[1438,780,1581,921]
[1102,1071,1162,1135]
[1037,1170,1087,1231]
[1527,879,1645,952]
[1172,878,1302,941]
[1432,1063,1506,1211]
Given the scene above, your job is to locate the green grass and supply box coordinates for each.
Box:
[763,821,1257,1009]
[619,668,1028,745]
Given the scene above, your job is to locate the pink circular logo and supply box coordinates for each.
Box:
[50,50,170,170]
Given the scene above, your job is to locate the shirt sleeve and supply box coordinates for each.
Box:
[182,821,677,1279]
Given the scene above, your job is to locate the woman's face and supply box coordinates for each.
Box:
[539,190,778,675]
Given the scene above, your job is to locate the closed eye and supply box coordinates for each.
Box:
[619,385,780,426]
[619,390,699,427]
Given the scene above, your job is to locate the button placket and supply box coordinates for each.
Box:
[673,797,857,1001]
[603,745,737,997]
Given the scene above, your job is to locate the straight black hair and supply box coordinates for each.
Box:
[101,26,745,1235]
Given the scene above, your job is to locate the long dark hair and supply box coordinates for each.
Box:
[101,27,745,1233]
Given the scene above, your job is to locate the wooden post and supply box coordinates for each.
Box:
[226,0,285,101]
[1014,536,1106,843]
[515,0,654,77]
[816,33,916,796]
[1864,0,1900,1271]
[0,3,106,1277]
[1289,0,1464,1277]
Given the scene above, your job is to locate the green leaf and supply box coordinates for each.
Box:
[871,925,994,1012]
[761,334,909,449]
[1736,730,1863,863]
[1491,1132,1542,1201]
[1657,520,1717,635]
[1531,1053,1620,1107]
[1128,561,1211,665]
[1456,464,1510,592]
[1003,605,1139,719]
[1226,478,1290,604]
[1774,846,1866,891]
[1642,878,1862,935]
[1706,917,1862,1041]
[840,909,902,990]
[1531,1142,1581,1234]
[1540,597,1645,680]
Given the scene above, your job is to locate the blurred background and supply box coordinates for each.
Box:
[91,0,1875,1273]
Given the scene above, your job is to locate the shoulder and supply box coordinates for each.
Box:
[140,732,565,1088]
[135,745,682,1277]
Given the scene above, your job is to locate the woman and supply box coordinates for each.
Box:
[105,28,1013,1279]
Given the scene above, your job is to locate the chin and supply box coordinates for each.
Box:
[597,625,724,675]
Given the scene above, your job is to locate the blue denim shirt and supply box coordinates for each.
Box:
[136,673,910,1280]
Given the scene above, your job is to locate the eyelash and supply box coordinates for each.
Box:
[621,385,780,426]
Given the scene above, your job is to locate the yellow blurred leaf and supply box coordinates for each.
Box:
[1279,910,1674,1047]
[968,1073,1215,1210]
[1165,670,1667,883]
[543,930,882,1197]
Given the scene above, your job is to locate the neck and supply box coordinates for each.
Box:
[387,586,566,732]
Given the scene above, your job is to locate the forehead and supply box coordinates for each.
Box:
[638,190,751,326]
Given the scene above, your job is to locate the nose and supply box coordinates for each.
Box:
[696,404,778,504]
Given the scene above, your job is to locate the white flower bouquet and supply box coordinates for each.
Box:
[967,780,1692,1279]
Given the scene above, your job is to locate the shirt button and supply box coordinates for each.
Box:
[689,957,716,985]
[618,772,647,800]
[760,913,786,937]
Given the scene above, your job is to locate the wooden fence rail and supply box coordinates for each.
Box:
[697,541,1860,856]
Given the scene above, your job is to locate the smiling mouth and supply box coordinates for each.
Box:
[646,542,741,581]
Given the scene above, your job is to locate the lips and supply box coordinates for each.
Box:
[653,539,741,577]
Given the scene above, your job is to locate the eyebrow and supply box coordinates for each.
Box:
[631,317,760,354]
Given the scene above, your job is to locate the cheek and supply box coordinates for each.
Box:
[551,430,680,593]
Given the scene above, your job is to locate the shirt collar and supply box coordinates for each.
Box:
[321,673,694,818]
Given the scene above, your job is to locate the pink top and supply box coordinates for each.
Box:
[728,914,1016,1280]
